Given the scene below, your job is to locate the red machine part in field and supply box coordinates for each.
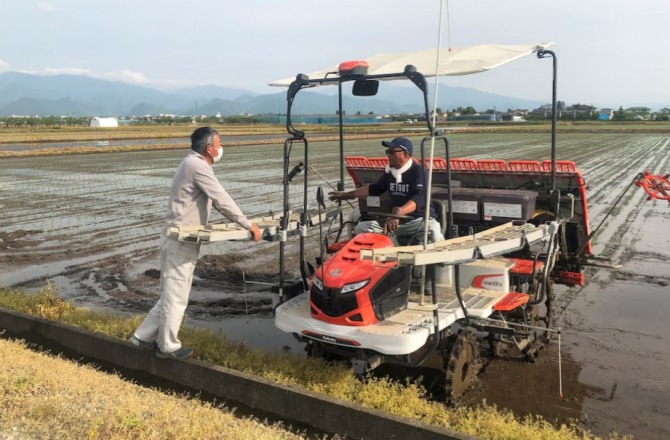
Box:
[310,233,411,326]
[634,171,670,203]
[344,156,594,256]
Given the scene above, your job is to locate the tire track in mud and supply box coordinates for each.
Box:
[552,135,670,316]
[555,137,669,293]
[1,133,667,303]
[0,145,311,301]
[0,154,171,289]
[3,131,669,439]
[571,137,666,253]
[477,135,670,440]
[592,137,669,258]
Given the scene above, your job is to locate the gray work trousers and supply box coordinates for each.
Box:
[134,234,200,353]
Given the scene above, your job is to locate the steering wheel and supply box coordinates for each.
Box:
[366,212,413,221]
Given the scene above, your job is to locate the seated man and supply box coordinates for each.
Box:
[329,137,444,245]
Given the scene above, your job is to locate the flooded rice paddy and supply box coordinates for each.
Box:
[1,131,669,439]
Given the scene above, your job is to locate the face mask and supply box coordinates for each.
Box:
[212,146,223,163]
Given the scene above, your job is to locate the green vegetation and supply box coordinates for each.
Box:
[0,284,631,440]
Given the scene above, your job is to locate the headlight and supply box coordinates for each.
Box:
[312,276,323,290]
[341,279,369,293]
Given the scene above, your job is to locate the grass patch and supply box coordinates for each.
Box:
[0,337,310,440]
[0,284,630,440]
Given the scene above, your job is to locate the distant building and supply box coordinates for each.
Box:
[654,108,670,121]
[625,107,652,120]
[598,108,614,121]
[530,104,554,118]
[501,110,527,122]
[565,104,596,120]
[90,117,118,128]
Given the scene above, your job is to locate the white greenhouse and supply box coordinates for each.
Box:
[89,117,119,128]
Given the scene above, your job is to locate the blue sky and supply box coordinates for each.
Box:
[1,0,668,108]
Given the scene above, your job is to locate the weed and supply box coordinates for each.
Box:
[0,285,632,440]
[0,338,305,439]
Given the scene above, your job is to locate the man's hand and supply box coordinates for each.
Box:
[328,191,344,201]
[384,206,405,234]
[383,217,400,234]
[249,224,262,242]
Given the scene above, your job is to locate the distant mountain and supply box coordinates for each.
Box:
[0,71,544,117]
[0,97,95,117]
[173,84,257,101]
[127,102,174,116]
[373,84,543,113]
[0,72,184,115]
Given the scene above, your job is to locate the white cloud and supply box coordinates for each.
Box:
[103,69,150,84]
[0,59,9,72]
[38,2,55,12]
[43,67,92,76]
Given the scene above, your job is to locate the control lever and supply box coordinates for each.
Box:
[286,161,305,183]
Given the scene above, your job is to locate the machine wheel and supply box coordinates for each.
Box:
[539,278,555,344]
[443,331,481,402]
[524,278,555,359]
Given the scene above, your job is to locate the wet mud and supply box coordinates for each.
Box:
[1,132,669,439]
[458,175,670,439]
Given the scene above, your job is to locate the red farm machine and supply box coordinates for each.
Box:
[169,43,668,402]
[268,44,666,401]
[268,43,592,401]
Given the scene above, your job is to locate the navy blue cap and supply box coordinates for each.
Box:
[382,137,413,156]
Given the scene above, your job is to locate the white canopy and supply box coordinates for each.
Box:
[269,43,554,87]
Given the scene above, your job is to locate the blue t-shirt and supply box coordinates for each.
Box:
[368,161,435,218]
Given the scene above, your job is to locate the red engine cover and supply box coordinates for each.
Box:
[310,233,397,326]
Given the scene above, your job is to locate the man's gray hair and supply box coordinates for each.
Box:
[191,127,219,153]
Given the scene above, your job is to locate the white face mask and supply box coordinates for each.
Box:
[212,146,223,163]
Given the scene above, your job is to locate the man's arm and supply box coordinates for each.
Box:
[328,185,370,201]
[402,164,425,216]
[391,200,417,216]
[194,166,261,241]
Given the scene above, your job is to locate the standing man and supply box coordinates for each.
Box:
[329,137,444,244]
[130,127,261,360]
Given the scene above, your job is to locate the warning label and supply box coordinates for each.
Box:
[483,203,522,220]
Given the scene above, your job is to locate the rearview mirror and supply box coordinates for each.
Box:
[352,79,379,96]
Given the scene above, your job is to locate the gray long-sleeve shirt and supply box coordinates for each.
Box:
[164,150,252,230]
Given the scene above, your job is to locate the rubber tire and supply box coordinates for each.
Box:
[444,331,481,403]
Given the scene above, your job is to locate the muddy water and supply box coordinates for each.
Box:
[1,132,669,439]
[460,175,670,439]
